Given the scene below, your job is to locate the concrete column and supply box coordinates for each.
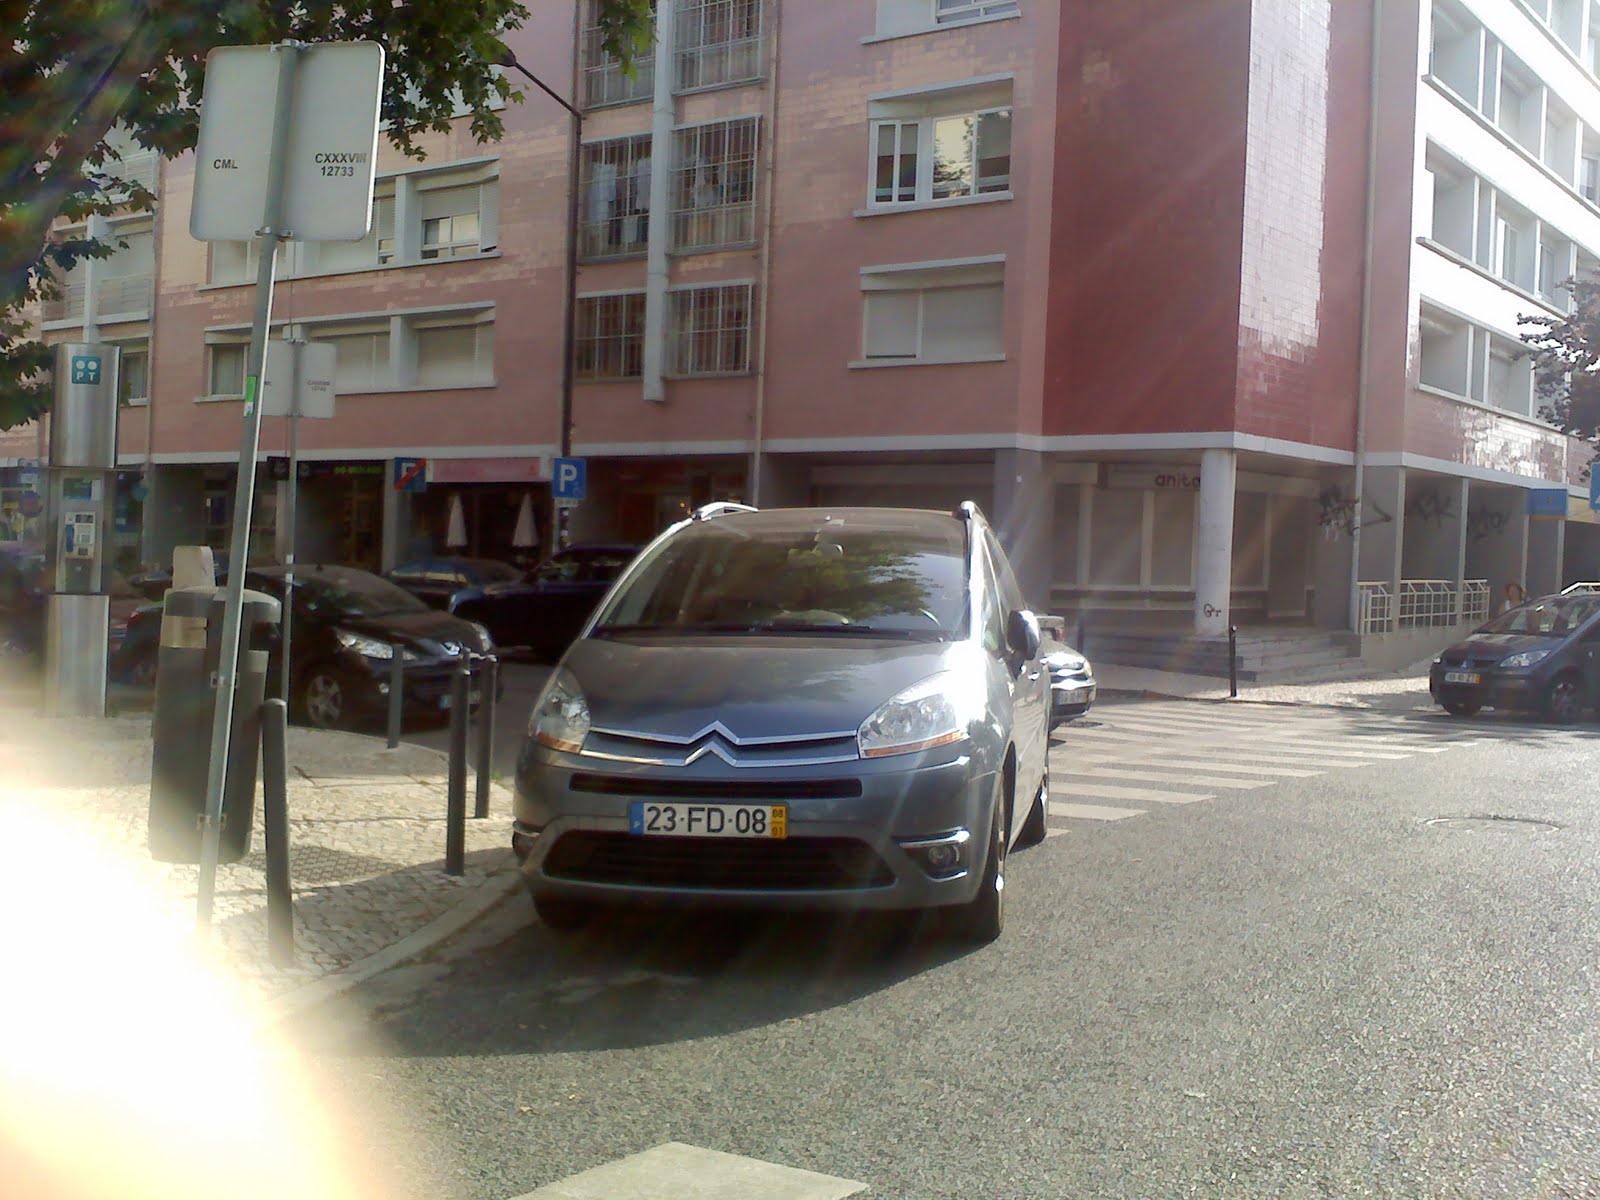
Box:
[992,448,1054,611]
[1527,514,1566,598]
[640,0,677,403]
[1358,465,1406,631]
[752,452,809,508]
[1194,448,1236,635]
[380,472,400,573]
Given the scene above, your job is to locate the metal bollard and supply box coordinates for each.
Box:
[260,697,294,967]
[445,662,469,876]
[474,654,498,819]
[386,647,403,750]
[1228,624,1239,699]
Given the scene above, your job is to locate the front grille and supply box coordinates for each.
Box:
[569,773,862,800]
[543,832,895,891]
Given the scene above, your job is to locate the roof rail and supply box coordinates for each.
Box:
[691,501,759,521]
[1561,581,1600,594]
[952,500,981,520]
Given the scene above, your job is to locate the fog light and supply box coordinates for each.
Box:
[925,843,960,871]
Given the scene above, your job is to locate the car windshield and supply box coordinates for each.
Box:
[593,510,968,636]
[1479,595,1600,636]
[271,566,430,618]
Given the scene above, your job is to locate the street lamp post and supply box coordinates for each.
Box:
[498,49,581,551]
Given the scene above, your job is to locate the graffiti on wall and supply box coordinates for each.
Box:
[1405,489,1458,528]
[1317,487,1393,537]
[1466,509,1509,544]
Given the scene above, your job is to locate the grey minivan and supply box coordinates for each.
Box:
[513,503,1051,943]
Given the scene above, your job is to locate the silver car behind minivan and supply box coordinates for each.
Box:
[513,502,1051,943]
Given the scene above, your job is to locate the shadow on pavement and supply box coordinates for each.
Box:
[303,900,970,1058]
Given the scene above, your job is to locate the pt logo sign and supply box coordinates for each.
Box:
[69,355,102,386]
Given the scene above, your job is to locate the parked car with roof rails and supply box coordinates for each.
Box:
[513,501,1050,943]
[1430,590,1600,722]
[1038,615,1096,727]
[452,543,640,661]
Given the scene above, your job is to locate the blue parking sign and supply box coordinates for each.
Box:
[553,456,586,503]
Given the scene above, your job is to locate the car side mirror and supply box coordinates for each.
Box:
[1006,609,1041,660]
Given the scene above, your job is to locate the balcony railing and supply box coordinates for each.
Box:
[1357,578,1489,635]
[42,273,153,324]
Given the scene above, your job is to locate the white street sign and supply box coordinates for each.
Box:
[260,341,337,418]
[191,41,384,242]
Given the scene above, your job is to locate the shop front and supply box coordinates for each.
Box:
[401,457,549,571]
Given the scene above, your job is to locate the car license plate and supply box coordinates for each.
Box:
[1444,671,1480,685]
[629,801,787,839]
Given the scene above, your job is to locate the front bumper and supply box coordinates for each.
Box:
[1051,676,1097,722]
[1428,665,1537,711]
[513,746,998,912]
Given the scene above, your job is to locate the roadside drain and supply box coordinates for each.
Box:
[1425,816,1561,833]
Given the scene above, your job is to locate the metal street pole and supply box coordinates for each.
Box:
[499,50,580,550]
[281,338,302,709]
[196,42,303,931]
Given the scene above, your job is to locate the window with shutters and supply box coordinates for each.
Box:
[206,341,248,397]
[859,258,1005,365]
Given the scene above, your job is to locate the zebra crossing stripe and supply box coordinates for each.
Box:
[1060,767,1274,790]
[1052,780,1214,804]
[1074,756,1325,778]
[1046,801,1145,822]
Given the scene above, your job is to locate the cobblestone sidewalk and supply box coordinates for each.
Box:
[3,702,521,1011]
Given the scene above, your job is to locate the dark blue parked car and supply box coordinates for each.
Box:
[1430,591,1600,723]
[385,556,524,612]
[453,544,640,661]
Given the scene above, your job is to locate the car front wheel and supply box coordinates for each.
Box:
[1543,673,1585,725]
[950,788,1006,944]
[298,666,354,729]
[1017,758,1049,848]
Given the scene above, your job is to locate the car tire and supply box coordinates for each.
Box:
[1542,673,1585,724]
[297,664,354,730]
[950,788,1006,944]
[1441,700,1480,717]
[1017,758,1049,848]
[533,893,594,932]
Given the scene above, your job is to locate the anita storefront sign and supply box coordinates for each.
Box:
[1103,464,1201,491]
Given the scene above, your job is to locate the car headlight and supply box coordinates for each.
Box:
[531,668,590,753]
[1501,648,1552,668]
[1044,652,1087,673]
[335,629,415,661]
[859,671,976,759]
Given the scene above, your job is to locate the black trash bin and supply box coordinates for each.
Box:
[147,585,281,864]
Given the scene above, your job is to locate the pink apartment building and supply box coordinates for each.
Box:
[6,0,1600,661]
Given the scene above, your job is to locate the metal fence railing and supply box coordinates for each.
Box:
[1359,578,1490,634]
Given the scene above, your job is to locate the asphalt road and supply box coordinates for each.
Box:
[406,661,553,784]
[286,700,1600,1199]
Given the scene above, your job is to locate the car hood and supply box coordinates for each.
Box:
[1444,632,1564,661]
[335,608,487,654]
[564,635,972,740]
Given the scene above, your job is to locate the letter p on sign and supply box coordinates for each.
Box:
[553,457,586,506]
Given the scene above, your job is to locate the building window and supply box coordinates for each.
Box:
[576,293,647,379]
[1583,153,1600,203]
[118,348,148,404]
[324,327,392,392]
[208,343,247,397]
[867,79,1013,207]
[672,117,759,252]
[676,0,762,92]
[934,0,1019,23]
[414,317,494,388]
[583,0,656,108]
[581,136,653,260]
[861,258,1004,364]
[419,183,489,259]
[669,283,753,376]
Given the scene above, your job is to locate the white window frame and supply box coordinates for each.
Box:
[668,282,754,377]
[934,0,1019,25]
[117,345,149,405]
[869,107,1011,207]
[206,341,248,398]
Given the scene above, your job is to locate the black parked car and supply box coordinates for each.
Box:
[453,543,639,661]
[1430,591,1600,723]
[118,564,495,728]
[385,556,524,612]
